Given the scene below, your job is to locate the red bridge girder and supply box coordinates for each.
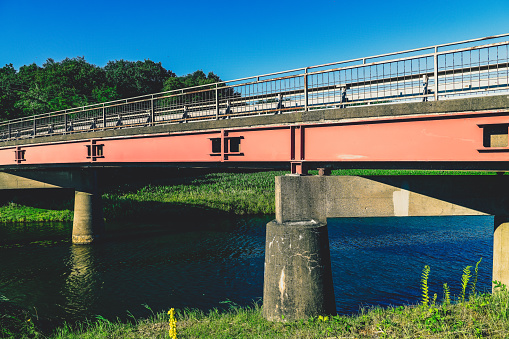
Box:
[1,109,509,173]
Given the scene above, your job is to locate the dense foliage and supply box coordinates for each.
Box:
[0,58,222,120]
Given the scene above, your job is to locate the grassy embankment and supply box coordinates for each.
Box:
[0,169,498,223]
[5,287,509,338]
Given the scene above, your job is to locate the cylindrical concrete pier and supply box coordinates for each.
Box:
[493,215,509,290]
[72,190,104,244]
[263,219,336,321]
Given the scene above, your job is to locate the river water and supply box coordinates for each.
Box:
[0,215,493,322]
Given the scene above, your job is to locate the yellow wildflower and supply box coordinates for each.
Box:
[168,308,177,339]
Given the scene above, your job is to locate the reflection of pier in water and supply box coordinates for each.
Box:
[62,245,99,315]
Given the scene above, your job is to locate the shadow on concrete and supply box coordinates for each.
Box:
[367,175,509,216]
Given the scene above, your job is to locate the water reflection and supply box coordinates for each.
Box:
[61,245,99,316]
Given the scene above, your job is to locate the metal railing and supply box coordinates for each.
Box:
[2,34,509,141]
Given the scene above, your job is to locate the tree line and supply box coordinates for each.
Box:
[0,57,222,121]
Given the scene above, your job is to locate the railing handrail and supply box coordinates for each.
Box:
[2,33,509,128]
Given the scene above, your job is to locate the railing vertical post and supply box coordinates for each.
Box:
[434,46,439,101]
[33,116,36,137]
[102,104,106,130]
[64,111,68,133]
[304,68,309,111]
[150,96,155,126]
[8,123,11,139]
[215,84,219,120]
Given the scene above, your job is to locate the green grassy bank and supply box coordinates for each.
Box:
[0,171,287,223]
[0,169,498,223]
[4,290,509,338]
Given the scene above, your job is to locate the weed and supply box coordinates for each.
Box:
[421,265,431,307]
[431,293,438,307]
[443,283,451,305]
[493,280,507,292]
[470,258,482,298]
[421,307,447,333]
[461,266,472,303]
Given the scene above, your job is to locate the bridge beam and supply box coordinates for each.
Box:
[264,174,509,321]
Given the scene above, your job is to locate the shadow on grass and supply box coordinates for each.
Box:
[102,195,252,224]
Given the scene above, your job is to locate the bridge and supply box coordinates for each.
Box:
[3,34,509,321]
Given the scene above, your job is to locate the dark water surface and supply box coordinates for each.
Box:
[0,215,492,322]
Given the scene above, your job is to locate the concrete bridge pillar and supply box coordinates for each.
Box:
[72,170,104,245]
[263,175,336,321]
[263,219,336,321]
[493,216,509,290]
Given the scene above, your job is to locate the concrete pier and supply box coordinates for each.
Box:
[71,170,104,244]
[72,190,104,244]
[263,219,335,321]
[493,216,509,290]
[263,175,336,321]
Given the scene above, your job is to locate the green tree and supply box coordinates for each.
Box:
[0,57,224,121]
[0,64,22,120]
[105,59,173,98]
[162,70,221,92]
[14,57,114,115]
[92,85,120,103]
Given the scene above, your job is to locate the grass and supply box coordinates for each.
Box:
[101,171,287,220]
[0,169,499,223]
[0,202,73,223]
[4,290,509,338]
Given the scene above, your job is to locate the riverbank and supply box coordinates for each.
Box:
[0,169,497,223]
[4,290,509,338]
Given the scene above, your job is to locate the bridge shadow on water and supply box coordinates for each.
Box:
[102,199,246,241]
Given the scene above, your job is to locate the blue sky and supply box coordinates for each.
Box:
[1,0,508,81]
